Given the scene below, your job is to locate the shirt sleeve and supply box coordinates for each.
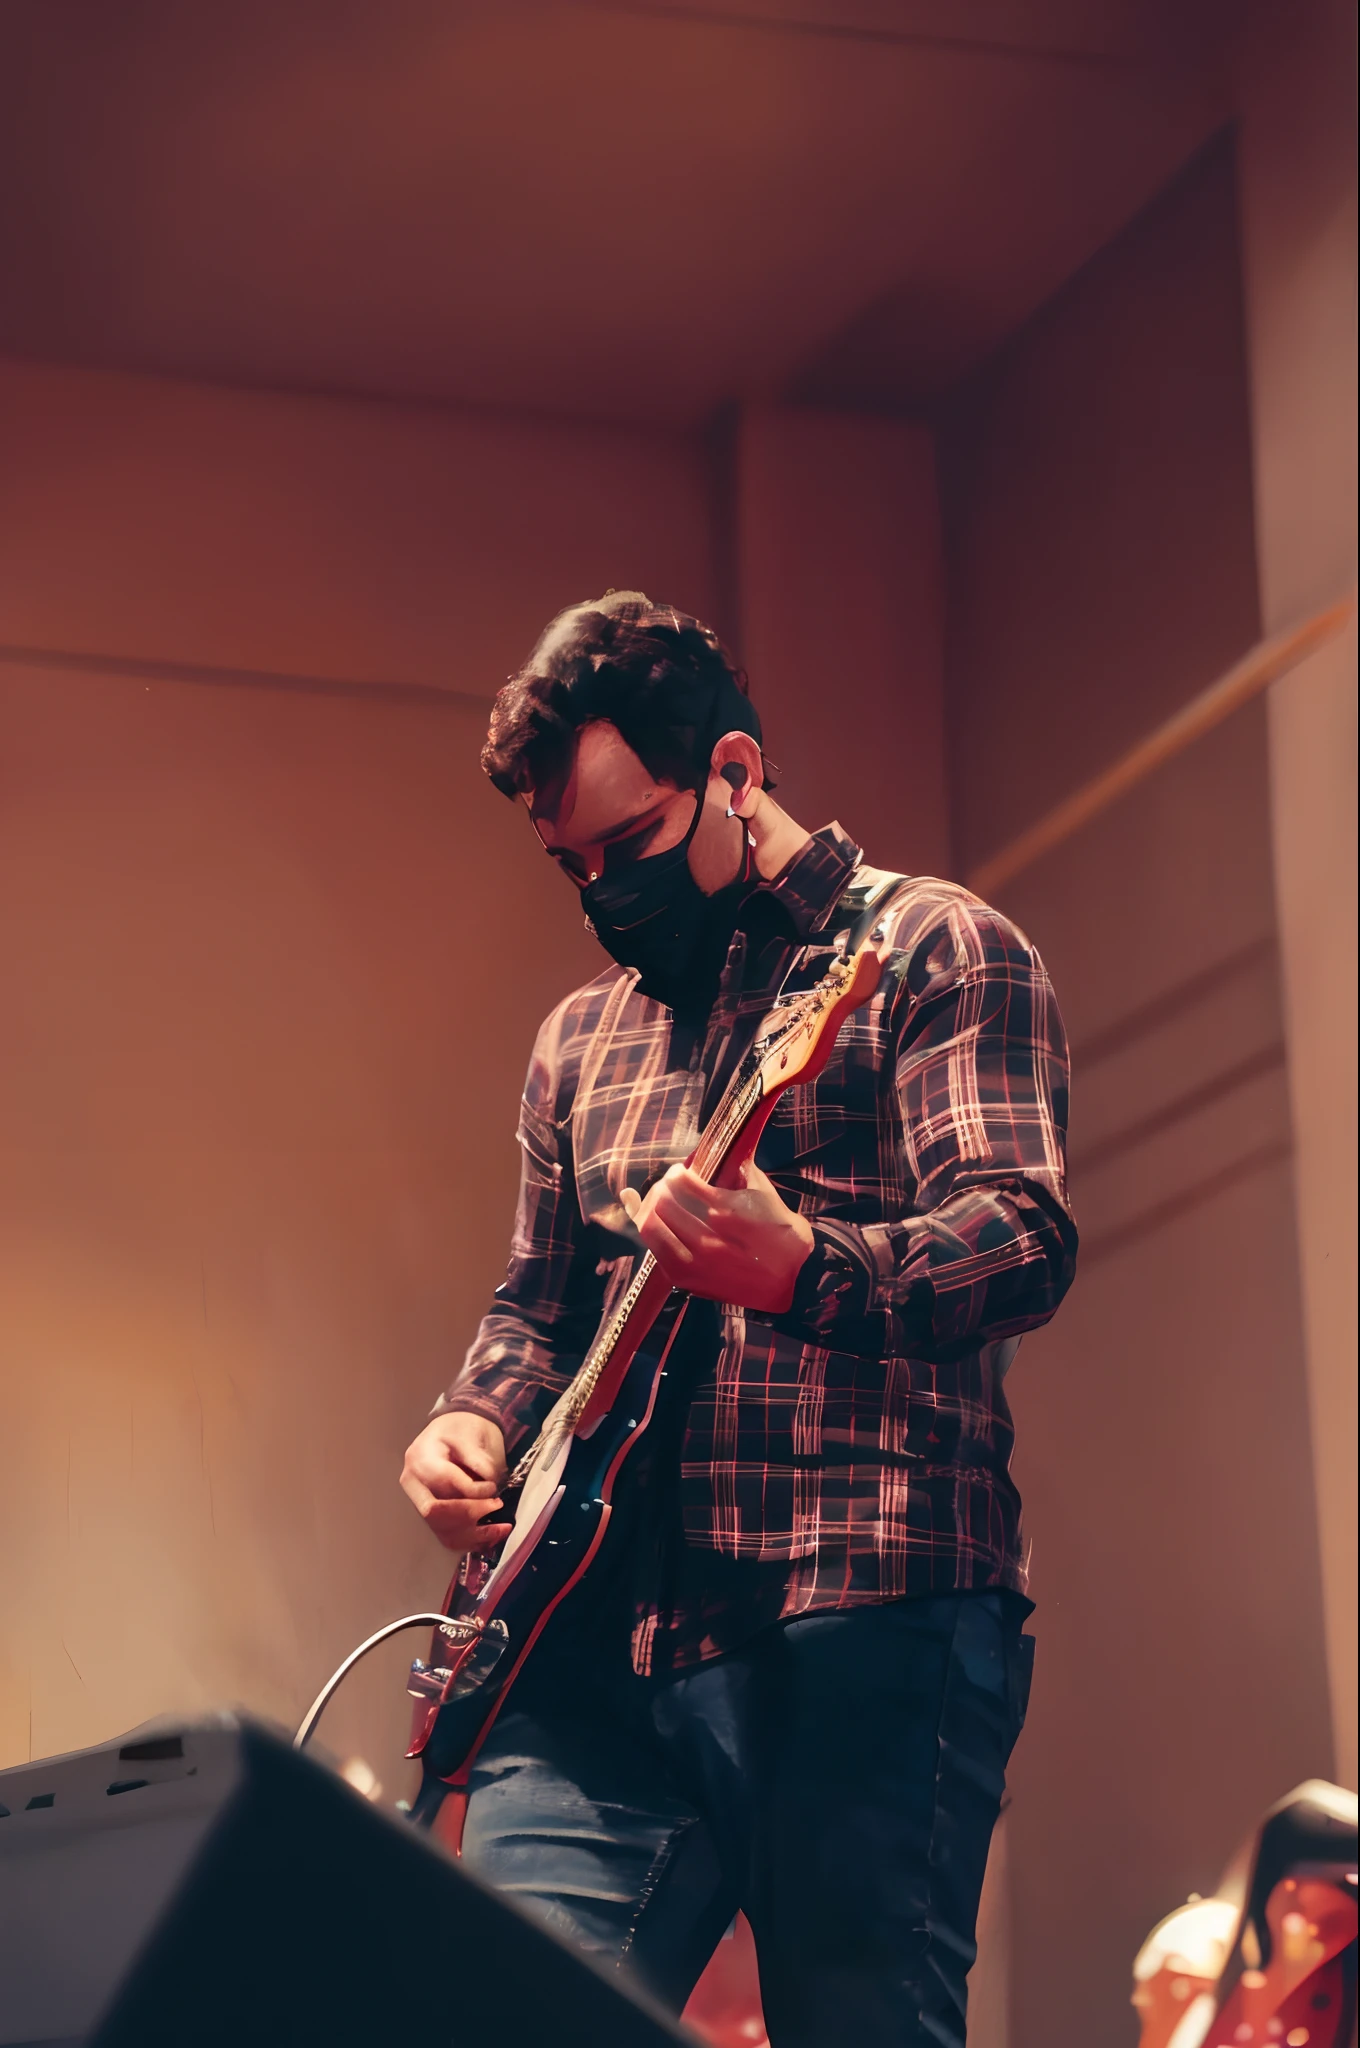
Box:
[773,887,1078,1363]
[432,1000,607,1456]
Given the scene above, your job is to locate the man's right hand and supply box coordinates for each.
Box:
[399,1412,512,1553]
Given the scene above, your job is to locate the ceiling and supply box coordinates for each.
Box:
[0,0,1242,427]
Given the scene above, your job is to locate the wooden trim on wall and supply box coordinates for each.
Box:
[0,640,491,713]
[966,594,1356,899]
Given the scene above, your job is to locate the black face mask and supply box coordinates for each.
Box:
[581,795,752,1012]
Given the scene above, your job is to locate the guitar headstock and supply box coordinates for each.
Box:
[751,932,883,1095]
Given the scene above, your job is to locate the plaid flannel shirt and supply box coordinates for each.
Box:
[437,825,1077,1672]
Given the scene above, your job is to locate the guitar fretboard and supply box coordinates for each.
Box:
[507,1060,765,1486]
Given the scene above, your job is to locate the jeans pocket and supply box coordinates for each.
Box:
[1010,1632,1036,1742]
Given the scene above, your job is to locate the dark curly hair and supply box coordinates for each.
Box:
[481,591,768,800]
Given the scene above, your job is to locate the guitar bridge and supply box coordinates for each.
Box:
[406,1657,452,1702]
[406,1616,511,1708]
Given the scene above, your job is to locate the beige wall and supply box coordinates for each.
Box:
[735,406,948,878]
[935,131,1334,2043]
[1234,0,1358,1794]
[0,659,600,1780]
[0,356,721,693]
[0,362,947,1817]
[0,357,722,1781]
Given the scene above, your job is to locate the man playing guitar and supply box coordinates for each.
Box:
[399,593,1077,2047]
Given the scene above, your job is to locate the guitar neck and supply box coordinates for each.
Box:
[510,930,885,1479]
[511,1055,769,1477]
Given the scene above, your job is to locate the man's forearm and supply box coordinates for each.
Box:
[772,1180,1077,1363]
[432,1270,608,1454]
[433,1325,576,1456]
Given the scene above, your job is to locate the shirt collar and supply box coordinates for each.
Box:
[747,822,863,940]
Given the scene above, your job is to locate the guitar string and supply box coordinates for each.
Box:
[507,1066,765,1483]
[509,975,839,1483]
[506,971,840,1487]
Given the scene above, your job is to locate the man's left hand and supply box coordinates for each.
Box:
[620,1160,814,1314]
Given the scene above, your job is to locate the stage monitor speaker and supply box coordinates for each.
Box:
[0,1714,688,2048]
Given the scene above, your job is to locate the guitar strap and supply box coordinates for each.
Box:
[567,864,914,1206]
[831,861,915,954]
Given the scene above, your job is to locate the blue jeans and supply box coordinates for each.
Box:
[461,1591,1034,2047]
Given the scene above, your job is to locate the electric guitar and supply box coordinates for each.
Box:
[1132,1778,1357,2048]
[403,897,893,1824]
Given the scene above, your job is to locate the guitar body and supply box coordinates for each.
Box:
[404,914,890,1823]
[1132,1780,1357,2048]
[407,1274,690,1789]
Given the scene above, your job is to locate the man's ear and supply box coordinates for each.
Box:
[709,732,763,818]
